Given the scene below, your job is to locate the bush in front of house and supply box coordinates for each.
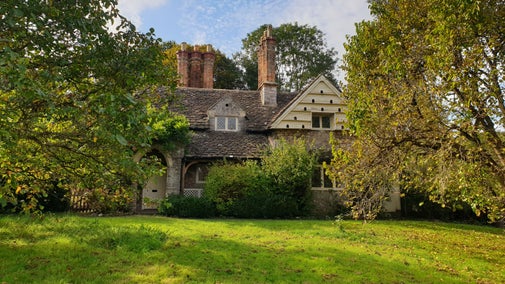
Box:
[158,194,216,218]
[261,138,318,216]
[204,160,270,216]
[204,139,317,218]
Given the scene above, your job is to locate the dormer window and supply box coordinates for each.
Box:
[216,116,237,131]
[312,114,332,129]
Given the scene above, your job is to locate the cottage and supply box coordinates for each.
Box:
[136,26,401,215]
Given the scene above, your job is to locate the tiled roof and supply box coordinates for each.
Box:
[172,87,297,131]
[185,131,268,158]
[158,87,298,159]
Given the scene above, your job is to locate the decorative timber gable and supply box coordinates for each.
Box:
[270,75,347,131]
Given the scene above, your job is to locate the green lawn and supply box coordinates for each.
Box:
[0,215,503,283]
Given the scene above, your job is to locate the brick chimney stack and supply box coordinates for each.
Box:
[189,45,202,88]
[176,42,189,87]
[202,44,215,89]
[176,43,215,89]
[258,25,277,107]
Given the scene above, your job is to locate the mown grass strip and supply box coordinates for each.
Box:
[0,215,503,283]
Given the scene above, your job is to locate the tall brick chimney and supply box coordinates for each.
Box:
[257,25,277,107]
[189,45,202,88]
[176,43,214,89]
[202,45,215,89]
[176,42,189,87]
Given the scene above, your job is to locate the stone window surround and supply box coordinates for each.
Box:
[215,116,238,131]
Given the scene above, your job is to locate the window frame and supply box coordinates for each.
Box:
[215,116,238,131]
[311,165,337,189]
[195,166,207,184]
[311,113,333,130]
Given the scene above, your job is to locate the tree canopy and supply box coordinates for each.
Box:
[234,22,338,91]
[0,0,188,212]
[329,0,505,221]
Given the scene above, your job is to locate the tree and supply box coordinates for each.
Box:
[213,51,245,90]
[235,23,338,91]
[326,134,402,221]
[332,0,505,222]
[0,0,188,213]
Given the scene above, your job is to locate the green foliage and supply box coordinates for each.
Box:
[213,51,246,89]
[148,106,190,151]
[401,191,486,222]
[0,179,70,213]
[235,22,338,91]
[262,138,318,214]
[204,139,317,218]
[86,187,134,214]
[326,134,399,222]
[0,0,184,213]
[204,160,270,216]
[230,193,300,219]
[341,0,505,222]
[158,195,216,218]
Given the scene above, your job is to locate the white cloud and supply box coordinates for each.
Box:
[279,0,372,59]
[117,0,168,28]
[114,0,372,80]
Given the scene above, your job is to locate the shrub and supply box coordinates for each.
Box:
[204,146,316,218]
[86,187,134,214]
[158,195,216,218]
[0,180,70,213]
[262,138,318,215]
[261,194,301,218]
[204,160,270,215]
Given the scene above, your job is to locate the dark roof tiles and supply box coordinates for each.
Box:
[172,88,297,131]
[186,131,268,158]
[160,87,298,159]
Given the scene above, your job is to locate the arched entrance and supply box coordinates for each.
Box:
[141,149,167,210]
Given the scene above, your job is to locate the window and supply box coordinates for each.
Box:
[196,166,208,183]
[215,117,237,131]
[312,114,332,129]
[312,165,337,189]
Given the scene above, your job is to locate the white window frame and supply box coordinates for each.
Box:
[215,116,238,131]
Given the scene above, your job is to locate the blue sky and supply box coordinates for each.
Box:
[117,0,372,72]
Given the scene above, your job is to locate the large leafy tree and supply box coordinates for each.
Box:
[0,0,187,212]
[235,23,338,91]
[329,0,505,221]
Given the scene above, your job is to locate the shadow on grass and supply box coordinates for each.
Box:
[1,216,503,283]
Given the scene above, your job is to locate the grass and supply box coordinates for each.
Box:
[0,215,504,283]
